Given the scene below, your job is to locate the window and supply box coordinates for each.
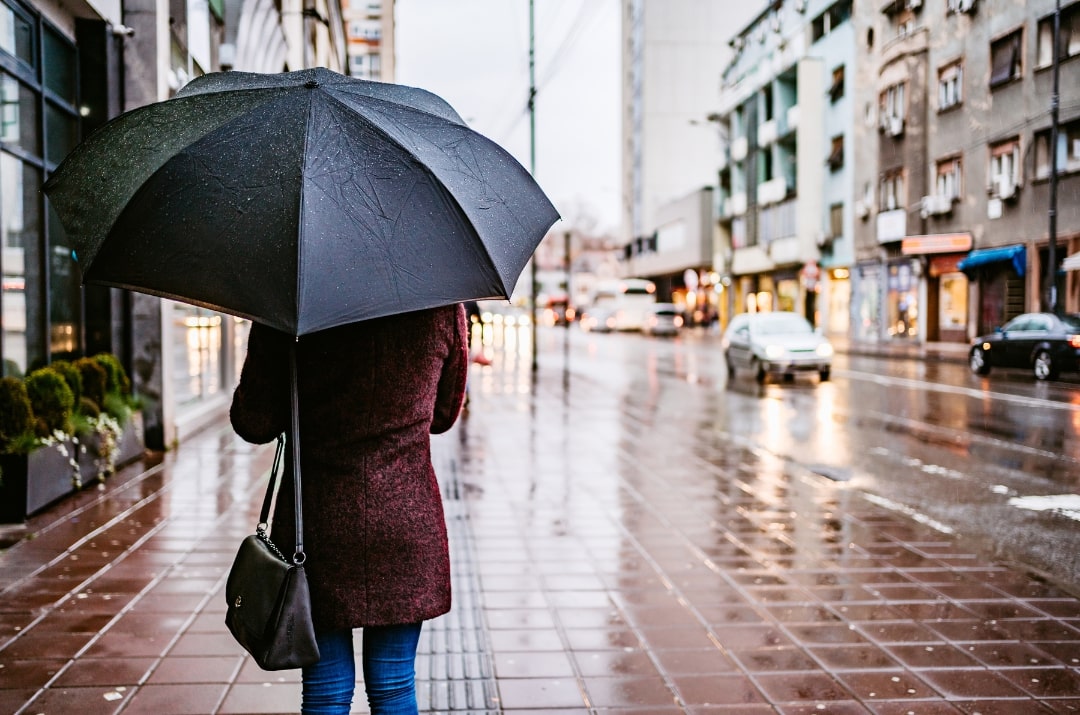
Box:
[936,157,962,199]
[829,203,843,238]
[827,135,844,171]
[938,61,962,110]
[1034,119,1080,178]
[879,170,905,211]
[990,29,1023,87]
[1037,3,1080,68]
[812,0,853,42]
[880,82,906,120]
[829,65,845,102]
[989,138,1021,196]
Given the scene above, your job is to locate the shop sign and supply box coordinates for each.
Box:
[929,255,965,277]
[901,233,973,255]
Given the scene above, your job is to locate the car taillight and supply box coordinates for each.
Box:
[1069,335,1080,349]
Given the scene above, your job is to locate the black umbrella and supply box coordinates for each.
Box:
[43,67,559,336]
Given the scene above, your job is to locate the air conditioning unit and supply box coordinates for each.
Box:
[909,0,922,9]
[794,0,807,12]
[997,175,1017,200]
[958,0,975,11]
[920,194,953,218]
[854,200,870,219]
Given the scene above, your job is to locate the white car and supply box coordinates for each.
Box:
[641,303,683,336]
[722,311,833,382]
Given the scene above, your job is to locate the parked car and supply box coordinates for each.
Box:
[641,303,683,336]
[722,311,833,383]
[969,312,1080,381]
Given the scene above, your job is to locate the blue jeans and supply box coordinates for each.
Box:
[301,623,423,715]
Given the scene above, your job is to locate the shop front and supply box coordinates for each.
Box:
[901,233,972,343]
[958,245,1027,335]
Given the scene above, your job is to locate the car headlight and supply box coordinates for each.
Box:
[816,343,834,357]
[764,344,785,359]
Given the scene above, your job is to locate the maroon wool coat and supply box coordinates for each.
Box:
[229,305,468,630]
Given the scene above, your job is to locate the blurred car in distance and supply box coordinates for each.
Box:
[477,300,531,327]
[722,311,833,383]
[642,303,683,336]
[579,306,616,333]
[969,312,1080,381]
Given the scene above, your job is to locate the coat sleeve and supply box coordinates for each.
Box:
[431,304,468,435]
[230,323,291,444]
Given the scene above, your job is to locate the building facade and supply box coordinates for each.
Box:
[712,0,1080,344]
[852,0,1080,344]
[619,0,760,317]
[715,0,859,336]
[343,0,393,81]
[3,0,347,451]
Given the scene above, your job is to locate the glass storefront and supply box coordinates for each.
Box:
[1,3,80,375]
[886,260,918,339]
[853,262,882,342]
[938,271,968,335]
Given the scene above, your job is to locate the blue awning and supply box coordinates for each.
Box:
[957,244,1025,277]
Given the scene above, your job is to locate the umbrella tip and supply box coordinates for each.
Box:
[305,80,320,88]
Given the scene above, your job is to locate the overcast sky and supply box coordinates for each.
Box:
[395,0,621,234]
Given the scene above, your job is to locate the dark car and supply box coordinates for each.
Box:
[969,312,1080,381]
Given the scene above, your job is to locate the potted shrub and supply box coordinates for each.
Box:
[0,370,80,522]
[0,352,144,523]
[72,354,143,482]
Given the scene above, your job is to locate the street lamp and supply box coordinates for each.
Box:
[1047,0,1061,314]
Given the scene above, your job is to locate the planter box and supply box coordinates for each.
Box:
[115,411,145,467]
[77,411,145,485]
[0,440,78,523]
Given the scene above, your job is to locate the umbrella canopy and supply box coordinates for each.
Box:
[43,67,559,336]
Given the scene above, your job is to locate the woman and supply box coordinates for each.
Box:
[230,305,468,715]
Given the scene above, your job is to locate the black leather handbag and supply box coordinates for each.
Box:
[225,346,320,670]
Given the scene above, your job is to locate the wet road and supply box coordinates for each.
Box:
[526,325,1080,594]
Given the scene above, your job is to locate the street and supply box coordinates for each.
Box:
[514,324,1080,594]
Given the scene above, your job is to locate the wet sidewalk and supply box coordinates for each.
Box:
[2,333,1080,714]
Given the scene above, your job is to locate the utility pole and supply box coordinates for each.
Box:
[529,0,539,372]
[1047,0,1061,314]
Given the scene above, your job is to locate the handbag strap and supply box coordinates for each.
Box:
[253,340,306,566]
[288,340,305,564]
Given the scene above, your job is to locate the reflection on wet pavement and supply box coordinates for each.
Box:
[0,325,1078,713]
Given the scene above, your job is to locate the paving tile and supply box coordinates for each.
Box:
[670,673,768,706]
[118,682,230,714]
[915,668,1031,698]
[572,650,659,677]
[833,669,939,699]
[20,685,129,714]
[495,677,587,709]
[145,655,244,684]
[53,656,156,687]
[581,675,677,707]
[214,682,301,714]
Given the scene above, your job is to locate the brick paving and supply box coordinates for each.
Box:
[1,331,1079,713]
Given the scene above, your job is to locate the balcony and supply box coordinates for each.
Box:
[780,105,799,135]
[758,177,788,206]
[728,192,748,217]
[731,136,748,162]
[757,119,778,147]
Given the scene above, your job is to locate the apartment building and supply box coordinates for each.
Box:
[343,0,393,81]
[619,0,759,317]
[852,0,1080,343]
[715,0,860,336]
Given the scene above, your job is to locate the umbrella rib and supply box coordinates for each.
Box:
[320,91,514,294]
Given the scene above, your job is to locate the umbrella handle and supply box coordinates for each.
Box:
[289,340,306,564]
